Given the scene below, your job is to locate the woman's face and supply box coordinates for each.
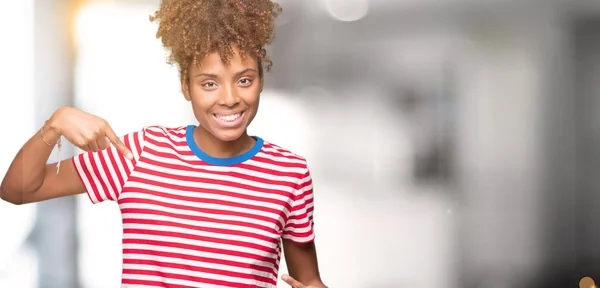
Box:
[182,46,263,142]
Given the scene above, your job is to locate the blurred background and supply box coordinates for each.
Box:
[1,0,600,287]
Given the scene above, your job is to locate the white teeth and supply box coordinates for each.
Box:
[215,113,241,122]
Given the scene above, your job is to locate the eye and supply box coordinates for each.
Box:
[202,81,217,88]
[239,78,253,86]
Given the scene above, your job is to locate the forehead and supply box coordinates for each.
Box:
[192,49,258,74]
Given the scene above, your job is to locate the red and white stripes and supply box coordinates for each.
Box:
[72,125,315,287]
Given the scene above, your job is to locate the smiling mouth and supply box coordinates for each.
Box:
[213,111,244,122]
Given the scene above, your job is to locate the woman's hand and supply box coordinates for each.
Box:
[46,106,132,159]
[281,275,326,288]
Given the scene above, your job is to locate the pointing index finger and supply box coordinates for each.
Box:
[104,125,133,160]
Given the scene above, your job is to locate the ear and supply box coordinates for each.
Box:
[257,58,264,93]
[259,77,264,93]
[181,74,191,101]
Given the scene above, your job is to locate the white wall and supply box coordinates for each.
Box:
[454,25,546,286]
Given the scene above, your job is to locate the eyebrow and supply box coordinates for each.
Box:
[194,68,258,79]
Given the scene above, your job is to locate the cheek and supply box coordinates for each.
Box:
[247,96,260,110]
[245,94,260,123]
[188,93,214,122]
[189,87,214,111]
[243,88,261,108]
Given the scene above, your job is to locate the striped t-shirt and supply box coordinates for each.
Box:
[72,125,316,288]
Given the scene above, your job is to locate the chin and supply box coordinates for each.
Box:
[212,129,246,142]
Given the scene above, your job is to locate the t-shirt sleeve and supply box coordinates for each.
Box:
[282,165,316,243]
[72,129,145,204]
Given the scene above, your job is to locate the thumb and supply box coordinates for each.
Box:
[282,274,305,288]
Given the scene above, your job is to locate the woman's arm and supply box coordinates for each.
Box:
[0,107,132,205]
[281,164,326,288]
[0,124,81,204]
[282,240,327,288]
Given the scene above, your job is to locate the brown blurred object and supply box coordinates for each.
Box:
[580,277,596,288]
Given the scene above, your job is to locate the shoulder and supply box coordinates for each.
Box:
[142,125,187,136]
[123,125,188,154]
[259,140,310,171]
[140,125,188,141]
[261,142,314,195]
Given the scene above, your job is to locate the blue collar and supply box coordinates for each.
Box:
[185,125,263,166]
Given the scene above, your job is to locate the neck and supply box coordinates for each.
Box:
[193,126,255,159]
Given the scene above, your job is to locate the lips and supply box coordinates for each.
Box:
[212,111,246,128]
[213,112,242,122]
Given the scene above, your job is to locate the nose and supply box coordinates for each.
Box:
[218,84,241,107]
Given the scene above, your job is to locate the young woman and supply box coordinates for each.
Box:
[0,0,326,287]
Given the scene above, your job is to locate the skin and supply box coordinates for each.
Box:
[282,240,326,288]
[0,45,326,288]
[181,46,261,158]
[0,107,131,204]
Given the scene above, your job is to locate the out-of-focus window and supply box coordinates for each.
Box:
[0,1,38,287]
[74,2,191,287]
